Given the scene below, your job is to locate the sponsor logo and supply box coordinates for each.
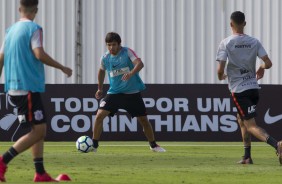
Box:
[240,69,249,75]
[235,44,251,48]
[110,67,130,77]
[242,75,256,81]
[112,63,121,68]
[264,109,282,124]
[0,94,18,131]
[100,101,106,107]
[248,105,256,114]
[18,115,26,124]
[0,114,18,131]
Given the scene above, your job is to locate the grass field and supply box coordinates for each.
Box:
[0,142,281,184]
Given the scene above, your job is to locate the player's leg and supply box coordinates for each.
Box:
[136,116,155,142]
[125,93,166,152]
[0,93,46,181]
[31,135,57,182]
[232,89,281,164]
[243,118,280,150]
[243,118,269,142]
[0,121,47,182]
[231,90,259,164]
[237,114,253,164]
[92,94,120,152]
[13,123,46,152]
[136,116,165,152]
[92,109,111,151]
[243,117,282,164]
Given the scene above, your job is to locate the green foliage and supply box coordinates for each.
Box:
[0,142,280,184]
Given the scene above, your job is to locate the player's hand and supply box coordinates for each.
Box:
[62,67,73,77]
[219,74,227,80]
[95,90,103,99]
[256,66,265,80]
[122,72,133,81]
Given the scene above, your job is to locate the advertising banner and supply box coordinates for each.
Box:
[0,84,281,142]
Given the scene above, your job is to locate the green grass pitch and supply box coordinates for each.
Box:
[0,142,281,183]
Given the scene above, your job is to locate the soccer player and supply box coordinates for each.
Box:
[216,11,282,164]
[92,32,165,153]
[0,0,72,182]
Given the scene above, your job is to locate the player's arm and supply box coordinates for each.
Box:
[95,68,105,99]
[256,55,272,80]
[260,55,272,69]
[122,58,144,81]
[0,53,3,77]
[217,60,227,80]
[33,47,72,77]
[130,58,144,75]
[0,40,4,77]
[122,48,144,81]
[31,29,72,77]
[216,40,228,81]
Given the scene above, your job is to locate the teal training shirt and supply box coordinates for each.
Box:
[4,21,45,92]
[101,47,146,94]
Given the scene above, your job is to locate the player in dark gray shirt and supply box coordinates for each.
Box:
[216,11,282,165]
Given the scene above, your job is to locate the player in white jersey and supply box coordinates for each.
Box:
[216,11,282,165]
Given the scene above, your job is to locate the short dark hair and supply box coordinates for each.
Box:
[105,32,121,44]
[230,11,245,25]
[20,0,38,8]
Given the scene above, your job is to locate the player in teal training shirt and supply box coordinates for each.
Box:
[92,32,165,153]
[0,0,72,182]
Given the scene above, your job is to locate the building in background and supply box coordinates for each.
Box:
[0,0,281,84]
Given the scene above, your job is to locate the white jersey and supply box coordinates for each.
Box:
[216,34,267,93]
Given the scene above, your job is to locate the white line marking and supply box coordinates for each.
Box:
[18,144,270,147]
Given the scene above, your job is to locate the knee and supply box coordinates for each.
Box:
[138,116,150,127]
[237,115,244,126]
[39,131,46,140]
[38,128,46,140]
[95,113,106,123]
[32,124,46,140]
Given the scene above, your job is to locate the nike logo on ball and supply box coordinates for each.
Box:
[264,109,282,124]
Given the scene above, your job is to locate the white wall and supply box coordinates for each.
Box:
[1,0,281,84]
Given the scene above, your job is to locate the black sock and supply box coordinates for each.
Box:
[149,141,157,148]
[2,147,18,164]
[34,158,45,174]
[266,136,278,150]
[92,139,99,149]
[244,146,251,159]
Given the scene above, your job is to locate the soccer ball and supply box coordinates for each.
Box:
[76,135,94,153]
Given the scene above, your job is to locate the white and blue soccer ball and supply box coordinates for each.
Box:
[76,135,94,153]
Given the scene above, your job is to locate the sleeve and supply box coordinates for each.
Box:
[127,48,140,61]
[100,57,105,70]
[257,40,267,58]
[0,40,4,54]
[216,40,228,62]
[31,29,43,49]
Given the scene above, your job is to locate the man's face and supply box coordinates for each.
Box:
[106,42,121,55]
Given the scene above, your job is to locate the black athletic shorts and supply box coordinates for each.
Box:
[231,89,259,120]
[9,92,46,127]
[99,92,147,117]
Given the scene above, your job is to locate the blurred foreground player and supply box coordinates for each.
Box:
[0,0,72,182]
